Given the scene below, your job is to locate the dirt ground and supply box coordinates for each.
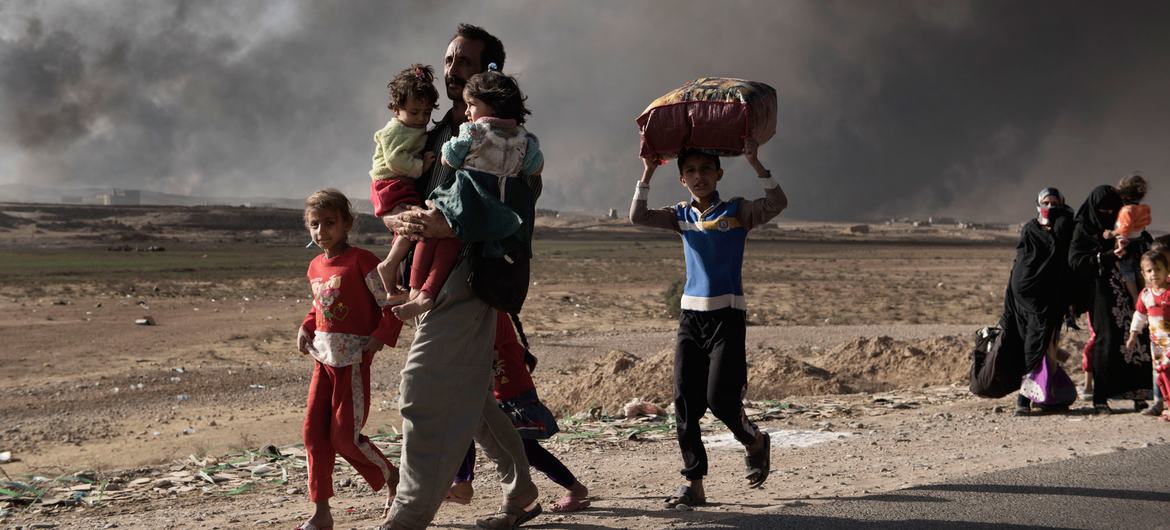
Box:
[1,203,1166,529]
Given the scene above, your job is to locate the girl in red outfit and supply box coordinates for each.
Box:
[445,315,591,513]
[296,189,404,530]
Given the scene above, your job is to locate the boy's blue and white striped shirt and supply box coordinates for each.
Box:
[674,193,747,311]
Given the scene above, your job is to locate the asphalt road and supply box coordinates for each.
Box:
[712,443,1170,529]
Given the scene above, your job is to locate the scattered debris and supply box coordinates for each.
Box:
[621,398,665,419]
[133,317,155,326]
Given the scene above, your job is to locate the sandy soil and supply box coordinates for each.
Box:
[1,203,1165,529]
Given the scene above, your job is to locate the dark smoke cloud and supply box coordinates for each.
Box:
[0,0,1167,228]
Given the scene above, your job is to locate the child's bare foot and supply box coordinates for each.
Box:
[382,466,399,516]
[377,259,401,296]
[392,292,434,319]
[297,500,333,530]
[386,289,409,306]
[443,480,473,505]
[550,482,590,513]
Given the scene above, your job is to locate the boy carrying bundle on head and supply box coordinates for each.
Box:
[629,140,787,509]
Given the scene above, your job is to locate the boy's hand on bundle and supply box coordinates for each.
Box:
[743,138,768,175]
[743,138,759,162]
[363,336,385,354]
[640,157,661,183]
[421,152,436,173]
[297,327,314,355]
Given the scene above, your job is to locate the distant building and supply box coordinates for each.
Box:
[60,196,84,204]
[96,189,141,206]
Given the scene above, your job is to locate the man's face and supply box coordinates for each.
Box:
[444,36,485,102]
[678,155,723,203]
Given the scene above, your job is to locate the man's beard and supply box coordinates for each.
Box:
[445,76,465,101]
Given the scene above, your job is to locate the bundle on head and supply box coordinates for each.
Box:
[636,77,776,160]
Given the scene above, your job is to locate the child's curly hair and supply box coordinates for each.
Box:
[387,64,440,112]
[1117,172,1148,202]
[304,189,353,224]
[464,70,531,125]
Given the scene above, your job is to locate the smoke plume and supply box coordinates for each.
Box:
[1,0,1167,227]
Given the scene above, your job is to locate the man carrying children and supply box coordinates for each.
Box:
[630,140,788,509]
[378,24,541,530]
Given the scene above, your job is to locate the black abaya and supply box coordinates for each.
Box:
[1068,185,1152,403]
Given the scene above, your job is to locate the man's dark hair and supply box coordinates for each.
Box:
[676,149,721,173]
[452,23,505,71]
[464,71,531,124]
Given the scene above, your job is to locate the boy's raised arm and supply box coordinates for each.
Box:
[629,157,680,231]
[736,139,788,231]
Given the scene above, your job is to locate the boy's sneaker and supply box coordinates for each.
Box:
[1140,401,1165,416]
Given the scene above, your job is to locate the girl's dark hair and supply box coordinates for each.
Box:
[304,188,354,224]
[1117,172,1148,202]
[387,64,439,112]
[464,70,531,124]
[1153,234,1170,254]
[1142,249,1169,269]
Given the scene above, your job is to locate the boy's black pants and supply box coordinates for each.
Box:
[674,307,761,480]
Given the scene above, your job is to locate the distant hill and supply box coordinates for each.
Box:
[0,183,374,213]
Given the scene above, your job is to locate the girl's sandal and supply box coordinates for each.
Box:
[475,502,542,529]
[549,495,590,513]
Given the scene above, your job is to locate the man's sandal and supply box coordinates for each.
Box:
[664,485,705,510]
[475,502,542,529]
[745,431,771,488]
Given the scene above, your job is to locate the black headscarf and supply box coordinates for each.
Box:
[1010,198,1073,314]
[1068,185,1123,312]
[1072,185,1122,253]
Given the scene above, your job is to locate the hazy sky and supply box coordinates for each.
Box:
[1,0,1168,227]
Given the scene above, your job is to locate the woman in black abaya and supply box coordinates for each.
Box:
[1002,188,1075,415]
[1068,185,1152,413]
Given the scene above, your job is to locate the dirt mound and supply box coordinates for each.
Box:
[818,335,970,392]
[543,335,975,416]
[0,211,30,228]
[542,347,847,416]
